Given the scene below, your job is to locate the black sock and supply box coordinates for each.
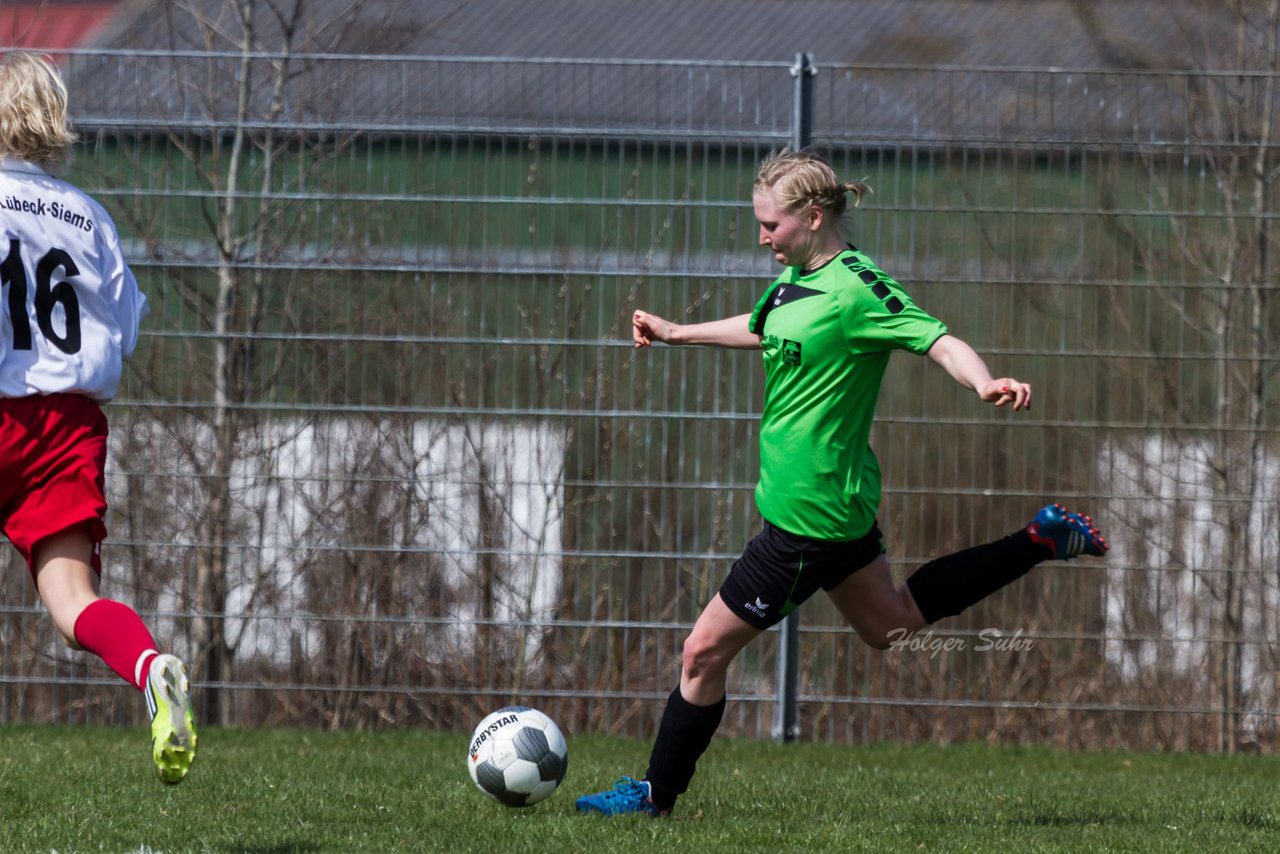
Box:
[905,530,1053,624]
[643,686,726,811]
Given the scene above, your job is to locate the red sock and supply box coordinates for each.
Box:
[72,599,159,692]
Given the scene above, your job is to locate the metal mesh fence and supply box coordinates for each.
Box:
[1,51,1277,751]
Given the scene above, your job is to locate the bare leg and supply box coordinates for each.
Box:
[33,527,100,649]
[679,591,762,704]
[34,525,160,693]
[638,592,762,811]
[824,553,926,649]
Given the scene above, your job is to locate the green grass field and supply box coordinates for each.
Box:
[1,726,1278,852]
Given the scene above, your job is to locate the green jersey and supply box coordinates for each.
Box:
[747,246,947,541]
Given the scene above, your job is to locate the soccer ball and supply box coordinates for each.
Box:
[467,705,568,807]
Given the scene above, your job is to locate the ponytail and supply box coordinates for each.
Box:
[842,181,872,208]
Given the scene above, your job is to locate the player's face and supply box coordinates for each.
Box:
[753,188,818,267]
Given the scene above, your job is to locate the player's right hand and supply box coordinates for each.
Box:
[632,310,674,348]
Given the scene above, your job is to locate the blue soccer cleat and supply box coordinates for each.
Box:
[1027,503,1108,559]
[575,776,668,816]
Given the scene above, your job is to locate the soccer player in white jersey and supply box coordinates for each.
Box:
[0,51,196,784]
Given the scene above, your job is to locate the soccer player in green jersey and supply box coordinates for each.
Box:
[576,150,1108,818]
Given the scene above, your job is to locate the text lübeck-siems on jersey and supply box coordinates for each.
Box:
[2,194,94,233]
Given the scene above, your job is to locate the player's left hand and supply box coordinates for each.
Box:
[980,378,1031,411]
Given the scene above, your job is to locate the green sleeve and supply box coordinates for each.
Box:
[840,263,947,354]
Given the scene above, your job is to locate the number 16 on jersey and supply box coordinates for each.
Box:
[2,237,82,354]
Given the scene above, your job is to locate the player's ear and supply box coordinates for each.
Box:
[807,203,824,231]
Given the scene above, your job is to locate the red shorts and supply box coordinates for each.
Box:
[0,393,109,576]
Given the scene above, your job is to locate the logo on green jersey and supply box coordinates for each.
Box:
[782,339,802,365]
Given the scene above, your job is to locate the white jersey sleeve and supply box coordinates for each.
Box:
[0,157,149,402]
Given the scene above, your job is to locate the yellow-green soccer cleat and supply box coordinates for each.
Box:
[144,653,198,784]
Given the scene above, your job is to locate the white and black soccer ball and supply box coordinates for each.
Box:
[467,706,568,807]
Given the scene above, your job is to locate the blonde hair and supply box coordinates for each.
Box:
[754,149,870,229]
[0,51,77,171]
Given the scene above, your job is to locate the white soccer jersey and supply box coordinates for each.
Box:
[0,157,147,402]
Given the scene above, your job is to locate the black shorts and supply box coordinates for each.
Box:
[718,519,885,630]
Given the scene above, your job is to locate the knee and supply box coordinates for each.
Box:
[855,620,914,652]
[858,628,894,652]
[680,633,727,680]
[864,635,893,652]
[854,590,925,651]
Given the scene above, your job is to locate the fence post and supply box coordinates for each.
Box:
[773,51,814,745]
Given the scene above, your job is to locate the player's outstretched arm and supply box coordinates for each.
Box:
[632,310,761,350]
[926,333,1032,411]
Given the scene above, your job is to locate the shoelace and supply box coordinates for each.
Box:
[600,777,646,805]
